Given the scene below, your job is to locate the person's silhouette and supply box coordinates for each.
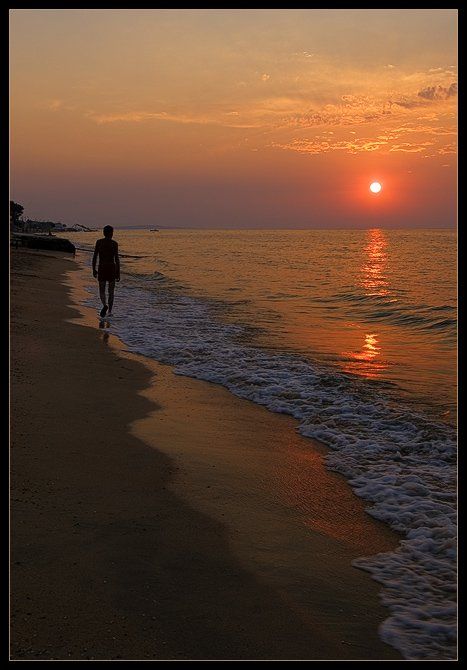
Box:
[92,225,120,318]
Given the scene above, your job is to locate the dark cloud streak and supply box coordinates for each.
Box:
[418,82,457,100]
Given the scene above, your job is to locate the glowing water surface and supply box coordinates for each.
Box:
[69,228,455,423]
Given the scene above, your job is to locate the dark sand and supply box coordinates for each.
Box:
[10,249,401,660]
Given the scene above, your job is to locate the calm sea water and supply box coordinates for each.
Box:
[67,228,457,660]
[72,228,455,420]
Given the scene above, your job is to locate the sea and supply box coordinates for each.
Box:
[65,228,457,660]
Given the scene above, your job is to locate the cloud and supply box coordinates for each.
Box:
[437,143,457,155]
[279,96,394,129]
[292,51,316,59]
[43,99,75,112]
[85,109,259,129]
[271,133,455,157]
[388,141,434,153]
[48,99,64,111]
[278,75,457,131]
[390,96,420,109]
[49,57,456,164]
[386,123,456,139]
[87,111,164,123]
[271,136,390,155]
[418,83,458,100]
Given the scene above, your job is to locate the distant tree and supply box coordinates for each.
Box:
[10,201,24,226]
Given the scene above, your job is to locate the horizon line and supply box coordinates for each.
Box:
[95,225,457,231]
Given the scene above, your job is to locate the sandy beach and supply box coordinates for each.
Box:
[10,249,402,661]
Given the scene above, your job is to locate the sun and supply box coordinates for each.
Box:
[370,181,382,194]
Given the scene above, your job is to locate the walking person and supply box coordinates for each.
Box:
[92,225,120,318]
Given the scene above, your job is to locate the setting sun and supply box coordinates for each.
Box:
[370,182,382,194]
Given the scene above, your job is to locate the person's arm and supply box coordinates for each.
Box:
[114,242,120,281]
[92,240,99,278]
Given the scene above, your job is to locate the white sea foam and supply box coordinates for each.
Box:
[84,276,456,660]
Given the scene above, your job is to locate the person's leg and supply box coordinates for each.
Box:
[108,280,115,314]
[98,280,107,308]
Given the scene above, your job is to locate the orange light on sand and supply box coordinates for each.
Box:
[370,181,382,194]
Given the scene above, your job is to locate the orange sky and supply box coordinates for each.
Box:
[10,9,457,228]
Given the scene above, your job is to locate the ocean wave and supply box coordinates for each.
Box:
[84,275,456,660]
[316,291,456,340]
[72,243,150,259]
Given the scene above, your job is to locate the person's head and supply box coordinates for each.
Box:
[103,225,114,239]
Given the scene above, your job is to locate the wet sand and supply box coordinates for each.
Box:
[10,249,402,660]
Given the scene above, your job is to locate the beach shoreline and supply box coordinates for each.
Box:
[10,248,401,660]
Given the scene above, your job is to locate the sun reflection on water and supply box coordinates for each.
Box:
[342,229,390,379]
[342,331,387,379]
[361,228,389,297]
